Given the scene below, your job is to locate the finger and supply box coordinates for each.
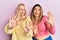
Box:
[11,14,15,20]
[9,15,12,20]
[9,15,14,23]
[14,14,18,20]
[50,17,54,21]
[47,11,53,17]
[48,15,54,22]
[48,13,54,22]
[45,18,49,23]
[48,18,55,25]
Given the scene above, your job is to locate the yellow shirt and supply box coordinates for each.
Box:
[5,16,33,40]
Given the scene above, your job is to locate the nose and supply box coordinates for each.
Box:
[22,9,24,13]
[20,9,23,13]
[36,9,38,12]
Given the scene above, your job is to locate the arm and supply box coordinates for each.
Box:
[5,14,18,34]
[44,16,55,35]
[5,24,13,34]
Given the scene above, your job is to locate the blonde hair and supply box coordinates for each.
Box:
[16,3,26,16]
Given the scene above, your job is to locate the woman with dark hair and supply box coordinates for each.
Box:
[31,4,55,40]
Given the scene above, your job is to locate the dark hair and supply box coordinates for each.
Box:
[30,4,43,24]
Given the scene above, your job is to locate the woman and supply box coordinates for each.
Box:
[30,4,55,40]
[5,3,33,40]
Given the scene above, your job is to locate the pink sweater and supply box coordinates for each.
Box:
[33,16,55,37]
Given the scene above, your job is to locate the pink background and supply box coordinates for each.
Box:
[0,0,60,40]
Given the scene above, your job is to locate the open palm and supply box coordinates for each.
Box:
[9,14,18,28]
[47,11,54,26]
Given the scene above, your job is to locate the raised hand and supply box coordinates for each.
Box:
[33,24,38,34]
[47,11,55,26]
[8,14,18,29]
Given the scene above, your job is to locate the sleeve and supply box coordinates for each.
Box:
[5,24,13,34]
[44,16,55,35]
[26,16,33,37]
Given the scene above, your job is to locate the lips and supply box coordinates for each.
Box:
[35,13,39,15]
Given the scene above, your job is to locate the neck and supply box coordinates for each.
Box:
[35,16,39,21]
[34,16,39,24]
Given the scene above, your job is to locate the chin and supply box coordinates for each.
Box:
[35,15,39,17]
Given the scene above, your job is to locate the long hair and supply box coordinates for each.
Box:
[30,4,43,24]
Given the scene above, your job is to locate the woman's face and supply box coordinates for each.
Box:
[18,5,26,17]
[33,6,41,17]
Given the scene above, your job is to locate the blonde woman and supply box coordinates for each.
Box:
[31,4,55,40]
[5,3,33,40]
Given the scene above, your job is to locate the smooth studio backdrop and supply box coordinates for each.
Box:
[0,0,60,40]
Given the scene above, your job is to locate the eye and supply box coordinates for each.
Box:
[19,9,22,10]
[23,9,26,11]
[34,8,37,10]
[38,8,40,10]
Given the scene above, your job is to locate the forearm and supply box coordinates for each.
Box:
[5,24,13,34]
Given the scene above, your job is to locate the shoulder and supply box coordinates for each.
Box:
[43,15,48,18]
[26,16,31,20]
[24,16,31,22]
[43,15,48,20]
[27,16,30,18]
[41,15,48,22]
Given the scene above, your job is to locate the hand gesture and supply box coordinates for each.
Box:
[9,14,18,29]
[47,11,55,26]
